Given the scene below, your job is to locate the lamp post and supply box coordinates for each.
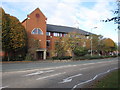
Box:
[90,27,97,56]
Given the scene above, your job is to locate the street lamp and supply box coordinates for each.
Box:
[90,27,97,56]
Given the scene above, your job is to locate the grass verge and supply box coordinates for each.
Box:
[85,69,120,89]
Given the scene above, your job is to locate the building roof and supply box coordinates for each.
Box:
[47,24,91,35]
[21,8,47,23]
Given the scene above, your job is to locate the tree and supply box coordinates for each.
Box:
[54,37,66,57]
[102,0,120,23]
[27,38,40,60]
[102,38,117,52]
[73,46,88,56]
[2,8,27,61]
[2,9,11,53]
[85,34,104,55]
[102,0,120,29]
[55,32,88,57]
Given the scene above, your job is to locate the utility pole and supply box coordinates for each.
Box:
[90,27,97,56]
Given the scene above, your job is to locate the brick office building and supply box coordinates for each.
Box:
[22,8,89,60]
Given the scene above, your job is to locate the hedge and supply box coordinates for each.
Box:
[52,56,72,60]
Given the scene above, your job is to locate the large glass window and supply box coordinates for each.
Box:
[32,28,38,34]
[31,28,43,35]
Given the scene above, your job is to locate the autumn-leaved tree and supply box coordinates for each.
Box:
[55,32,88,57]
[55,37,66,57]
[26,38,40,60]
[102,38,117,52]
[2,8,27,61]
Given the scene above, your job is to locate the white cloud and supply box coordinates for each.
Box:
[46,0,81,27]
[77,1,114,26]
[2,0,118,42]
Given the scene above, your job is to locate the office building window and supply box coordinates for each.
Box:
[31,28,43,35]
[53,33,59,37]
[64,33,67,37]
[47,40,50,47]
[46,32,51,36]
[59,33,62,37]
[53,32,63,37]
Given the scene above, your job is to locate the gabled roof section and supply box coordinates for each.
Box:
[47,24,91,35]
[21,8,47,23]
[21,18,27,23]
[28,8,47,18]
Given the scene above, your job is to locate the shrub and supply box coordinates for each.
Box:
[25,53,34,61]
[52,56,72,60]
[2,56,8,61]
[73,46,88,56]
[118,53,120,56]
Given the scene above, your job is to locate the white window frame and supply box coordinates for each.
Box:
[31,28,43,35]
[46,32,51,36]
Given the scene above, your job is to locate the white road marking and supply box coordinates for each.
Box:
[72,67,118,90]
[24,70,54,76]
[54,65,76,69]
[4,60,117,73]
[79,67,89,70]
[36,72,66,80]
[0,86,9,89]
[59,73,82,83]
[81,60,116,66]
[4,65,76,73]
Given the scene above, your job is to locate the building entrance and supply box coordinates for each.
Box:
[36,49,46,60]
[37,51,43,60]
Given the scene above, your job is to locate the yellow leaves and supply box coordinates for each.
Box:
[103,38,115,47]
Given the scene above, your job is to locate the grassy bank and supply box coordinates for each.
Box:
[86,69,120,89]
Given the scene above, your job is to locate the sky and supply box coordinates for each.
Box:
[1,0,119,43]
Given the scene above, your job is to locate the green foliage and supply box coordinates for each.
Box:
[87,35,117,55]
[52,56,72,60]
[61,32,87,57]
[25,53,34,61]
[27,38,40,60]
[1,8,27,61]
[73,55,117,60]
[102,38,117,52]
[73,46,88,56]
[63,32,83,51]
[9,16,27,51]
[55,38,66,57]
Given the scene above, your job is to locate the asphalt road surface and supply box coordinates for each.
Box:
[1,58,119,89]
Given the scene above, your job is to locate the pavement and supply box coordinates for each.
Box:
[1,57,119,89]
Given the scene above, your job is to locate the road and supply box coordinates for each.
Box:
[1,58,119,89]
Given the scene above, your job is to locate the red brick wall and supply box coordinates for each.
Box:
[22,8,47,49]
[47,36,59,51]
